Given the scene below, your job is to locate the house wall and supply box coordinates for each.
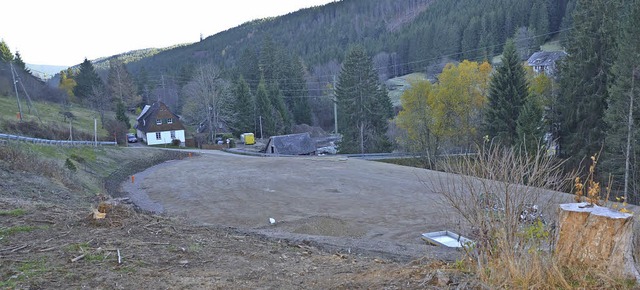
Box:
[145,130,185,146]
[136,129,146,142]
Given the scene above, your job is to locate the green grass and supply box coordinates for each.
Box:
[0,94,135,138]
[0,258,48,288]
[0,225,42,237]
[541,40,563,51]
[0,209,27,217]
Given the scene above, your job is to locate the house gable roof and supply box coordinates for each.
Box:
[266,132,316,155]
[136,102,185,133]
[527,51,567,67]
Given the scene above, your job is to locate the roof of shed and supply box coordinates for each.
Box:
[267,132,316,155]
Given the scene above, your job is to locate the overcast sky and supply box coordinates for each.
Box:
[1,0,336,66]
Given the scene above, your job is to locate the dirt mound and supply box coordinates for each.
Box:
[291,124,327,138]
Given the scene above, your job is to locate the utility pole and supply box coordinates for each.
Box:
[333,75,338,134]
[624,67,637,201]
[259,115,263,139]
[94,118,98,147]
[10,63,23,122]
[12,64,41,122]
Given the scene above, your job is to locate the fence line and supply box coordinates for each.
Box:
[0,133,117,146]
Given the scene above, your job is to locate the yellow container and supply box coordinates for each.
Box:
[243,133,255,145]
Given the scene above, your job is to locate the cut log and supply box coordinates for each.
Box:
[554,203,639,281]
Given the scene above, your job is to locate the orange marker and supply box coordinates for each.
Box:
[131,175,135,183]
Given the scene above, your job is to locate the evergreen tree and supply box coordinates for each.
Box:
[336,46,393,154]
[513,27,536,61]
[136,66,150,106]
[603,1,640,202]
[461,17,481,60]
[485,39,529,146]
[259,36,278,82]
[0,40,12,63]
[73,58,103,102]
[556,0,620,167]
[238,48,260,91]
[268,82,290,135]
[231,76,255,136]
[516,95,545,152]
[255,77,275,138]
[529,0,549,43]
[287,57,312,125]
[115,100,131,129]
[13,51,29,73]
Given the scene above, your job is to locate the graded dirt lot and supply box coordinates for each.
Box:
[124,151,464,261]
[0,148,471,289]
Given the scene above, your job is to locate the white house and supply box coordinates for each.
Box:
[527,51,567,77]
[135,101,186,146]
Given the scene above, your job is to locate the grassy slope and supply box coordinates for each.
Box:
[0,141,187,206]
[385,73,429,107]
[0,94,136,139]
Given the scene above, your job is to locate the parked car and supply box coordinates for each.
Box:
[127,133,137,143]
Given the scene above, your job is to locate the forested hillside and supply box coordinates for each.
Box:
[125,0,569,79]
[98,0,571,134]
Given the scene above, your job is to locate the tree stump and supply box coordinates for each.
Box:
[554,203,639,281]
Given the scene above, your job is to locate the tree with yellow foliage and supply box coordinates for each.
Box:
[59,68,77,103]
[431,60,491,150]
[396,80,437,166]
[397,60,491,160]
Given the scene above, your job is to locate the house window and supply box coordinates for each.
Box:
[170,131,176,139]
[167,118,173,124]
[155,132,162,140]
[156,119,162,125]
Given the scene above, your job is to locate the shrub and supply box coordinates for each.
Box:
[171,139,181,146]
[104,118,128,145]
[69,153,85,163]
[429,142,574,288]
[65,158,77,172]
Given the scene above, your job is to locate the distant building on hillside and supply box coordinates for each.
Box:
[135,102,186,146]
[527,51,567,77]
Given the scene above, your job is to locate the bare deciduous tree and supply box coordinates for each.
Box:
[429,143,573,282]
[181,63,232,142]
[107,59,140,108]
[88,85,111,128]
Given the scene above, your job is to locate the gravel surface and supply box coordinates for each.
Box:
[122,150,468,261]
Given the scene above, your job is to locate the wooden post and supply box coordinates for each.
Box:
[554,203,639,281]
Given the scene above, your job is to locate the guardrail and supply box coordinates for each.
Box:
[0,133,117,146]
